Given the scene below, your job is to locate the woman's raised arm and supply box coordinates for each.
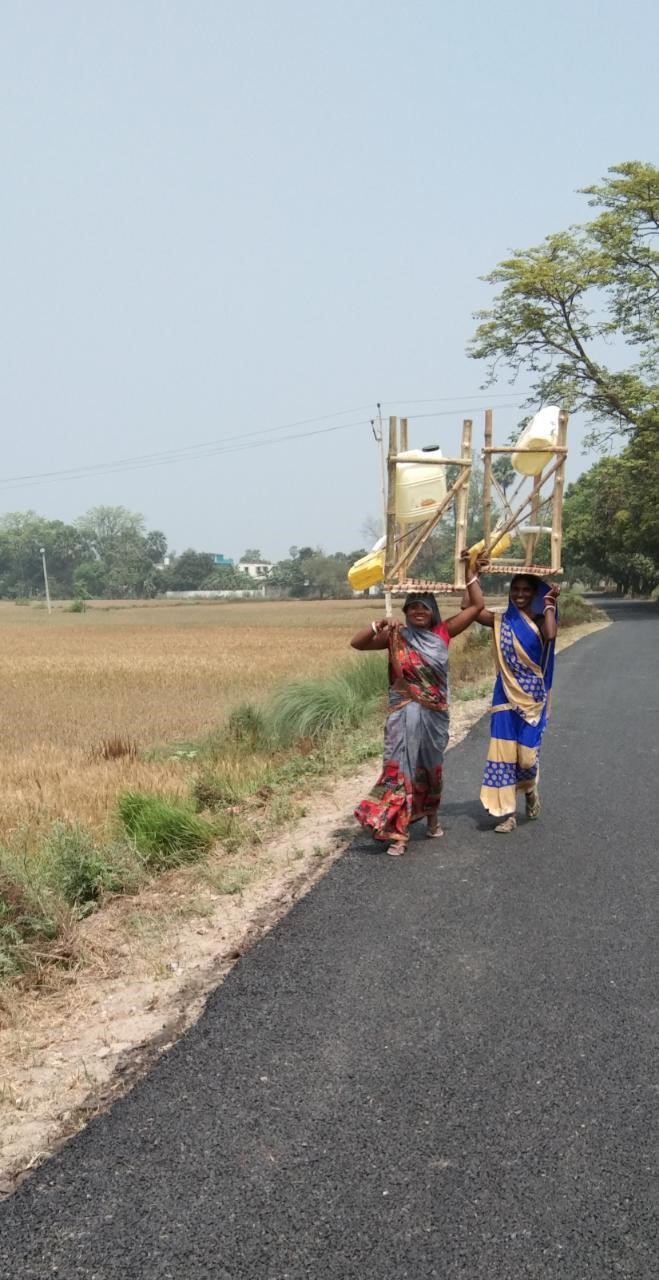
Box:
[445,561,491,638]
[459,553,495,628]
[350,617,396,651]
[539,583,560,640]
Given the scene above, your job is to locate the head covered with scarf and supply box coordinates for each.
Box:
[402,591,441,628]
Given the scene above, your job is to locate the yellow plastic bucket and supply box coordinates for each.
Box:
[348,549,385,591]
[467,529,512,569]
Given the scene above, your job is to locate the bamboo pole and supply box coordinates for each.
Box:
[454,419,472,588]
[398,418,409,585]
[482,445,568,455]
[483,409,493,551]
[551,410,569,572]
[525,472,543,564]
[384,416,398,616]
[392,453,467,466]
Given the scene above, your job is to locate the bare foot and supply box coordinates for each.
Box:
[525,788,541,820]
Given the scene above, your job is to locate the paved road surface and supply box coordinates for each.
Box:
[1,603,657,1279]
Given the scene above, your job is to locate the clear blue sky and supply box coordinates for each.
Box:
[1,0,656,560]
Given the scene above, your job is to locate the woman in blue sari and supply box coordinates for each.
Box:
[473,570,560,832]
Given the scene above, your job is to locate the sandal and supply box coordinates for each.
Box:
[426,818,444,839]
[494,815,517,834]
[387,841,408,857]
[525,788,541,820]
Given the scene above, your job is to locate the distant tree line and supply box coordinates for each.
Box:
[0,507,167,600]
[0,508,369,601]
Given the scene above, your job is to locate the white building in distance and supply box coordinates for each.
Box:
[239,561,273,580]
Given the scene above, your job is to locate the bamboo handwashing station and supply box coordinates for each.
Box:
[347,407,568,605]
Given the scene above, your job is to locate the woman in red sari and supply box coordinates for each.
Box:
[351,573,485,855]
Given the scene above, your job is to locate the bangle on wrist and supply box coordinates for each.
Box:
[371,620,378,635]
[543,603,556,611]
[466,576,479,587]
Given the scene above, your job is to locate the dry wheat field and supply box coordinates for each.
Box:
[0,598,401,843]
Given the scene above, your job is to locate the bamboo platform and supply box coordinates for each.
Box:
[384,581,458,595]
[482,562,564,576]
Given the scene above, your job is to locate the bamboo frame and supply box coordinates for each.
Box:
[397,417,409,586]
[524,473,543,562]
[482,445,568,454]
[384,416,399,585]
[387,464,471,580]
[374,407,568,598]
[453,419,472,589]
[382,417,473,593]
[480,408,569,576]
[551,410,569,572]
[483,408,493,551]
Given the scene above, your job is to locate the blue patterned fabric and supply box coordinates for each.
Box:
[499,616,546,701]
[480,584,557,818]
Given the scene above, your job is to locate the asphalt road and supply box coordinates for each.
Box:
[1,603,657,1279]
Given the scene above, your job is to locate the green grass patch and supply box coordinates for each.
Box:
[0,887,60,979]
[0,845,67,978]
[117,791,215,868]
[268,656,386,746]
[226,702,273,750]
[41,822,146,910]
[454,680,492,702]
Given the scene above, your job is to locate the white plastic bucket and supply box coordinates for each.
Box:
[512,406,559,476]
[395,448,447,524]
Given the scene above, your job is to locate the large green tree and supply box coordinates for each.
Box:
[0,512,86,598]
[76,506,167,597]
[469,162,658,444]
[563,424,659,593]
[161,550,217,592]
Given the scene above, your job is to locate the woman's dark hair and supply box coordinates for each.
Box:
[510,573,542,592]
[402,592,441,627]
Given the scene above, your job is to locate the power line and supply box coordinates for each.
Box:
[0,418,373,492]
[381,391,527,406]
[0,404,377,487]
[0,398,525,493]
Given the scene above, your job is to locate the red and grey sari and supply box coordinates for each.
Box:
[355,623,451,845]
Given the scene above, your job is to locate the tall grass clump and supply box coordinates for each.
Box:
[91,734,139,762]
[0,888,61,978]
[269,656,386,747]
[463,624,492,651]
[117,792,215,868]
[0,847,65,978]
[450,631,494,687]
[41,822,145,909]
[227,702,273,750]
[342,655,388,702]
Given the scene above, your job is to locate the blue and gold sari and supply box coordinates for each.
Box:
[480,585,557,818]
